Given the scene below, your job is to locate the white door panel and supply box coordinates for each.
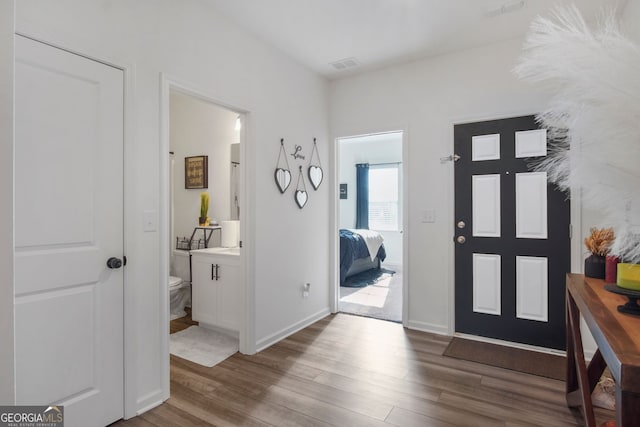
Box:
[471,134,500,161]
[516,256,549,322]
[516,172,548,239]
[472,174,501,237]
[515,129,547,158]
[472,253,502,316]
[15,36,124,426]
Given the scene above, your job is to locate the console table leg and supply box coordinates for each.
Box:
[566,292,596,427]
[618,389,640,426]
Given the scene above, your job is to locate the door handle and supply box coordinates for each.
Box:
[211,264,215,281]
[456,236,466,244]
[216,264,220,281]
[106,257,123,269]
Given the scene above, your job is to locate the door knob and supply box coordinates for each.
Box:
[106,257,123,269]
[457,221,466,229]
[456,236,466,244]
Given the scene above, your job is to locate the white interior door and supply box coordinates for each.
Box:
[15,36,124,426]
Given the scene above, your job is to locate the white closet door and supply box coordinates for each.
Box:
[15,36,124,426]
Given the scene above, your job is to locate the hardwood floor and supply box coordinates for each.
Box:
[115,313,614,426]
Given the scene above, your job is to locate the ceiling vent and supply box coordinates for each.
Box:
[330,57,361,71]
[486,0,526,17]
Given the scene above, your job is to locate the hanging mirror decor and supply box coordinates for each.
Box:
[294,165,308,209]
[307,137,323,191]
[274,138,292,194]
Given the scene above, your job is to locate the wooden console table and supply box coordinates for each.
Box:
[566,273,640,426]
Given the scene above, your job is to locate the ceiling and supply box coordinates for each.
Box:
[208,0,624,79]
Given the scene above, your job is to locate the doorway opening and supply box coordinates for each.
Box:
[164,86,246,376]
[336,131,404,323]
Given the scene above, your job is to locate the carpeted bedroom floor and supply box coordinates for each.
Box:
[339,265,402,322]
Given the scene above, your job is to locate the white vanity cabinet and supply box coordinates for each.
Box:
[190,248,241,332]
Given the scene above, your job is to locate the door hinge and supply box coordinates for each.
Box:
[569,224,573,239]
[239,240,243,248]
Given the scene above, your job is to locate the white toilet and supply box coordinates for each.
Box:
[169,251,191,320]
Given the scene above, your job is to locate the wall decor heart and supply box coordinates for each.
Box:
[307,137,323,191]
[308,165,323,191]
[274,168,291,194]
[295,190,308,209]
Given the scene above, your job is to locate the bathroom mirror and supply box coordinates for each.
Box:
[275,168,291,194]
[230,143,240,220]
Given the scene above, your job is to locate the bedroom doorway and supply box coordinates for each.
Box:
[336,131,404,323]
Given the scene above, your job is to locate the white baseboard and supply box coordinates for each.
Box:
[256,307,331,353]
[406,320,450,336]
[134,389,164,417]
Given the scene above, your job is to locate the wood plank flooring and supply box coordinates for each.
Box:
[114,313,614,426]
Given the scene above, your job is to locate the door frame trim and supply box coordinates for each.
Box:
[159,74,254,401]
[449,109,580,342]
[330,126,409,326]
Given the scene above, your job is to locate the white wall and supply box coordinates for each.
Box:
[623,0,640,41]
[15,0,329,416]
[339,133,403,265]
[169,91,239,248]
[0,0,14,405]
[330,38,552,334]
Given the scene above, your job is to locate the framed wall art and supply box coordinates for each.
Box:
[185,155,208,189]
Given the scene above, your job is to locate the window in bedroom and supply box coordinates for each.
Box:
[368,164,401,231]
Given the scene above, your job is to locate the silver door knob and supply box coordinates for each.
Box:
[456,236,466,244]
[457,221,466,229]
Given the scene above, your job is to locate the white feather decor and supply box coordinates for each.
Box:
[514,5,640,262]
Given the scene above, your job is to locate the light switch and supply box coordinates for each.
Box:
[421,209,436,223]
[143,210,157,232]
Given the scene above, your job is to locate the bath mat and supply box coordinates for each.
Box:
[169,325,238,367]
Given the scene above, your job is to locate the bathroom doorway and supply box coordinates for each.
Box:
[162,82,247,383]
[336,131,406,323]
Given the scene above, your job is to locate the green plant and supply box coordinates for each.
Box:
[200,192,209,218]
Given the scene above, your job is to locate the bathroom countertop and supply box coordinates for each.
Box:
[190,247,240,257]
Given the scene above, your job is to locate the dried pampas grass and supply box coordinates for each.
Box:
[584,227,615,256]
[514,5,640,262]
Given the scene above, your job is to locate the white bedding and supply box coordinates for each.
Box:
[349,229,384,261]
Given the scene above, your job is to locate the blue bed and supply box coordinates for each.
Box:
[340,229,387,286]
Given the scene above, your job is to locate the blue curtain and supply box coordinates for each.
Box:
[355,163,369,229]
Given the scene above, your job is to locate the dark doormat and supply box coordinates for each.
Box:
[443,337,565,380]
